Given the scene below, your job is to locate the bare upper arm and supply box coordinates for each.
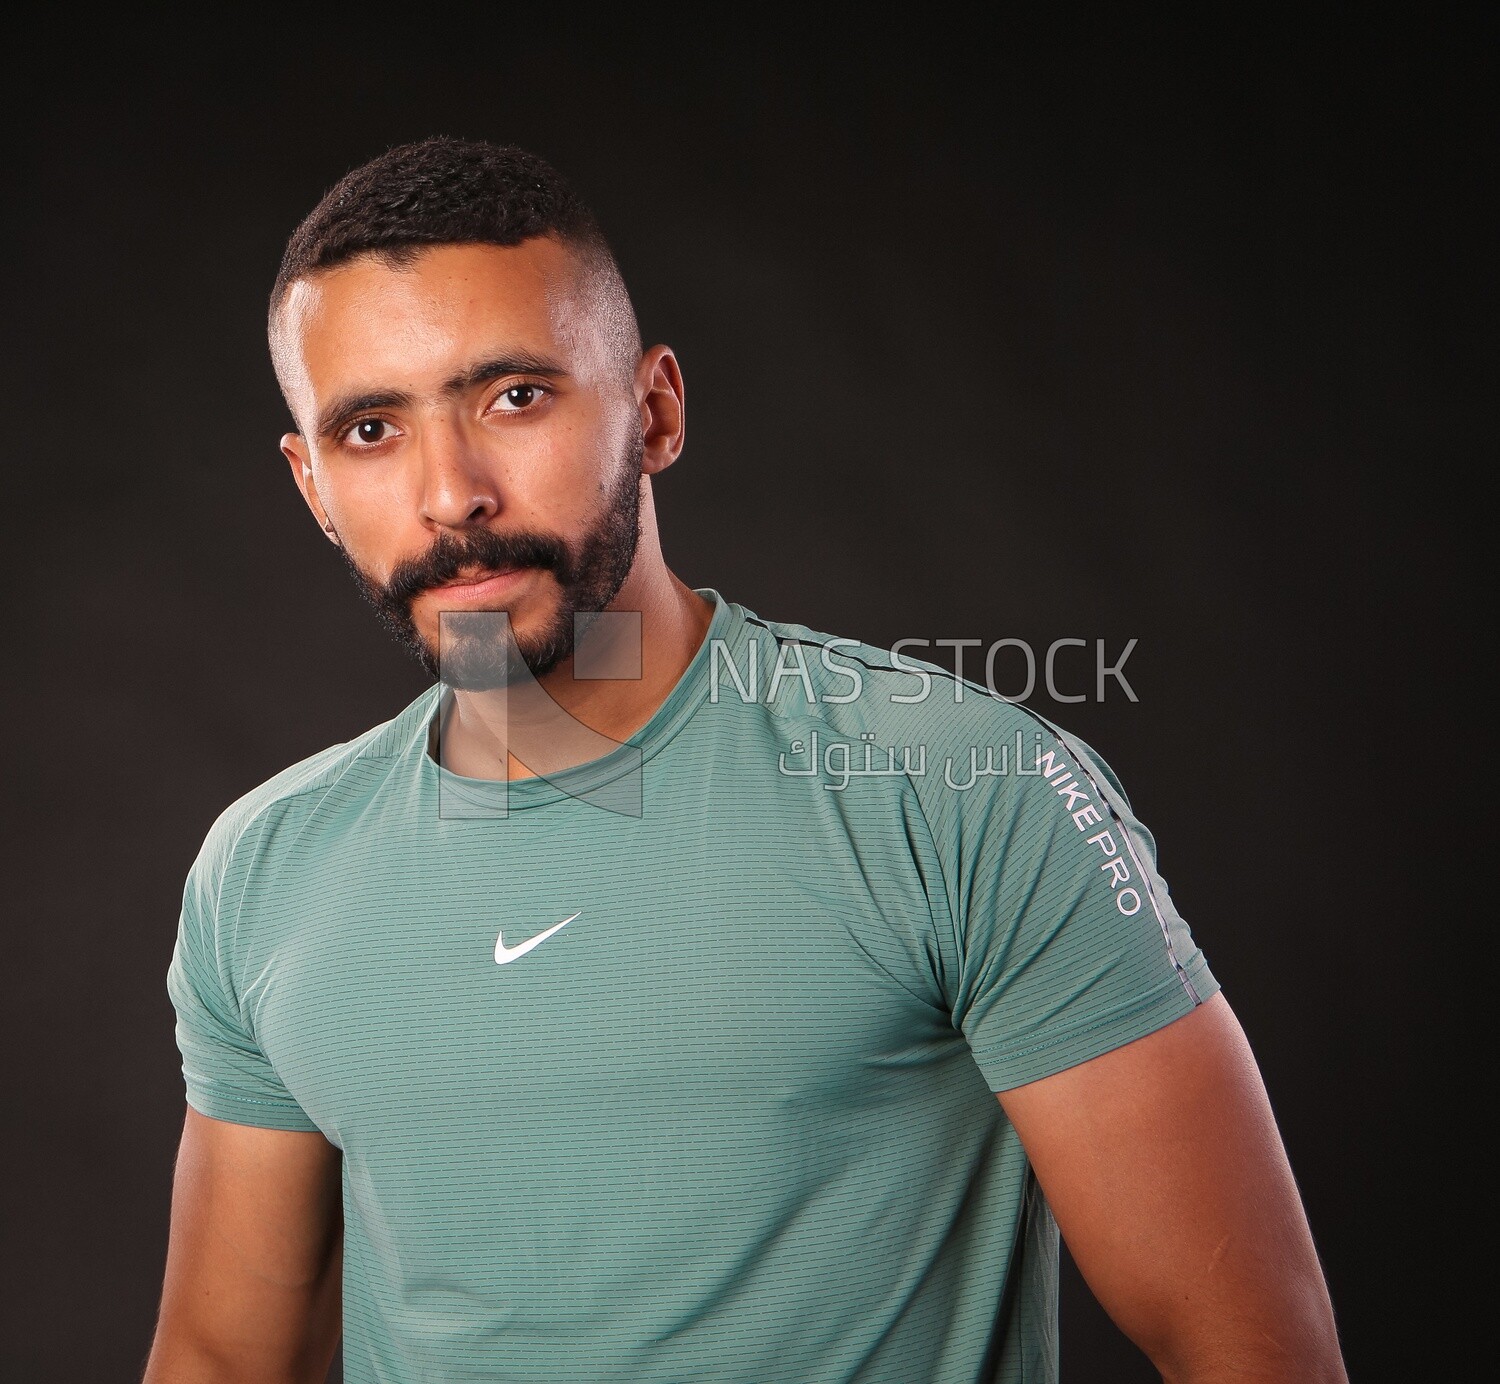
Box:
[145,1105,343,1382]
[996,993,1347,1384]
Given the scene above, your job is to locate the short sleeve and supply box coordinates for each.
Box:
[166,818,322,1132]
[939,720,1219,1091]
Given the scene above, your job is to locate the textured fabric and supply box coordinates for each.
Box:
[167,587,1217,1383]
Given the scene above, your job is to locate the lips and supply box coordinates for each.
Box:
[441,566,517,588]
[422,565,535,605]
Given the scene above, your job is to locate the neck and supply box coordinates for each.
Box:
[433,565,714,782]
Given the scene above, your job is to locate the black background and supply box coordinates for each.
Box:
[2,15,1479,1382]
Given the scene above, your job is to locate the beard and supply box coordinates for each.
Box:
[333,429,644,690]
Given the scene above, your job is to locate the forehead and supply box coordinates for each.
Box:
[275,238,599,408]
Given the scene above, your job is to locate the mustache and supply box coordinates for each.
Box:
[381,529,569,612]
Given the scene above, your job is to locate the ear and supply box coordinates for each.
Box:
[280,433,342,546]
[635,345,685,476]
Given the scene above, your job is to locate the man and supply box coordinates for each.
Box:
[144,138,1346,1383]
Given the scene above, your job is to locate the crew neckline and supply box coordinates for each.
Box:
[416,587,740,813]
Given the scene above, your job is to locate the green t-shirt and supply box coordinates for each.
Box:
[168,587,1216,1383]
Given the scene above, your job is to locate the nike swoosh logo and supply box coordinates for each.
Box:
[494,912,580,965]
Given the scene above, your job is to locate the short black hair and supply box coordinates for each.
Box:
[270,137,641,387]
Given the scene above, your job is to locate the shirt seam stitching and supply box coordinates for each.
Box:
[972,972,1199,1071]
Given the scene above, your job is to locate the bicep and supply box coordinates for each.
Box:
[152,1105,343,1376]
[996,994,1344,1382]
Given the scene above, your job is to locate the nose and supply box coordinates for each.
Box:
[417,416,500,529]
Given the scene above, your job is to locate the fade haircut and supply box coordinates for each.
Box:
[269,137,642,400]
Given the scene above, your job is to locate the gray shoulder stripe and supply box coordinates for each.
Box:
[1059,751,1201,1005]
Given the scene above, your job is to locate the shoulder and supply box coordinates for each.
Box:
[722,601,1138,829]
[185,684,440,900]
[729,604,1087,759]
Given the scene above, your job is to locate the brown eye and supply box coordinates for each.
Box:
[495,384,545,411]
[351,419,390,446]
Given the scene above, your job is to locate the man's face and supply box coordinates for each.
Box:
[275,238,644,688]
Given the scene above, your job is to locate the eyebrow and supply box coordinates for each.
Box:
[313,352,571,441]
